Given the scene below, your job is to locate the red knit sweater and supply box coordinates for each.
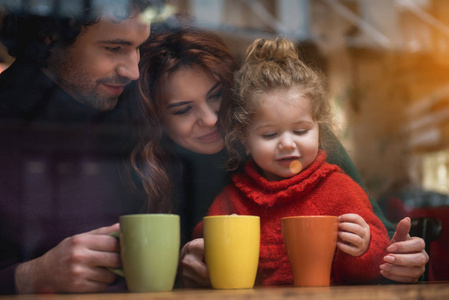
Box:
[193,151,390,286]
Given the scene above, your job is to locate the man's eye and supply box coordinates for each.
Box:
[105,46,122,53]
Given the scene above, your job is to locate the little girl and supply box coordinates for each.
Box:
[193,37,390,285]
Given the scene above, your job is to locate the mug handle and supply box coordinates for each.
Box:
[108,231,125,277]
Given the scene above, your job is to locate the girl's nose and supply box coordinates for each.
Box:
[278,134,296,150]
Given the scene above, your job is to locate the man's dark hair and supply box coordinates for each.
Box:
[0,0,163,67]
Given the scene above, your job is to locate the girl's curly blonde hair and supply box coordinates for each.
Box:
[224,37,336,170]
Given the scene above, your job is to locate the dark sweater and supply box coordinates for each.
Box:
[0,61,146,294]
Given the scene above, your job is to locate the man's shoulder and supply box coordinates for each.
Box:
[0,61,52,117]
[0,61,43,87]
[0,61,94,122]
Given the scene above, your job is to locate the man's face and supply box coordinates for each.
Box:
[45,12,151,111]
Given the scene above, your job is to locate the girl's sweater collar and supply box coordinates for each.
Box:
[232,150,341,207]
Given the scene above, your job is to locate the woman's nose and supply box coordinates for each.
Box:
[198,104,218,127]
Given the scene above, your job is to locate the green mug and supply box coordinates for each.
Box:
[110,214,180,292]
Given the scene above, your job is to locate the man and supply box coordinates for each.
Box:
[0,0,157,293]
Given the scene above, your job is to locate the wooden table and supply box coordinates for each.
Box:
[2,282,449,300]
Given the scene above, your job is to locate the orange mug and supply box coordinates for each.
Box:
[281,215,338,287]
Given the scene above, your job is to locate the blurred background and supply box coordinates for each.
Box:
[1,0,448,280]
[169,0,449,204]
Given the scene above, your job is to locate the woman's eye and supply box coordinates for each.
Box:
[172,106,192,116]
[209,91,223,102]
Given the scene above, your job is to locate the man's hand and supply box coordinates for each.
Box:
[15,224,121,294]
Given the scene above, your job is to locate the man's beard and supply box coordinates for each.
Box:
[47,50,130,111]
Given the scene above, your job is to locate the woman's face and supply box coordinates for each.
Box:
[162,66,225,154]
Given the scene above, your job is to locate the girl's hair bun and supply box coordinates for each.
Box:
[244,37,298,64]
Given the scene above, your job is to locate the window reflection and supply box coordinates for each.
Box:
[1,0,448,282]
[423,150,449,194]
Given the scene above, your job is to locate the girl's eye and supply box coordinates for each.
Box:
[262,133,277,139]
[172,106,192,116]
[294,130,308,135]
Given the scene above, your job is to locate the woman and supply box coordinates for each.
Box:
[132,24,428,286]
[131,24,237,242]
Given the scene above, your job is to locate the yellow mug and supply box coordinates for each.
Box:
[203,215,260,289]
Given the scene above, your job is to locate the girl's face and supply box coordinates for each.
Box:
[162,66,225,154]
[244,87,320,181]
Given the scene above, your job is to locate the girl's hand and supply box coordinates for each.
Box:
[337,214,370,257]
[379,217,429,283]
[178,238,211,288]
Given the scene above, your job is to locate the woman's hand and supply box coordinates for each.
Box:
[379,217,429,282]
[178,238,211,288]
[337,214,370,257]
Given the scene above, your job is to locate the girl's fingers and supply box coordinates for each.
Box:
[338,213,364,225]
[338,231,363,248]
[338,222,365,237]
[337,241,359,256]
